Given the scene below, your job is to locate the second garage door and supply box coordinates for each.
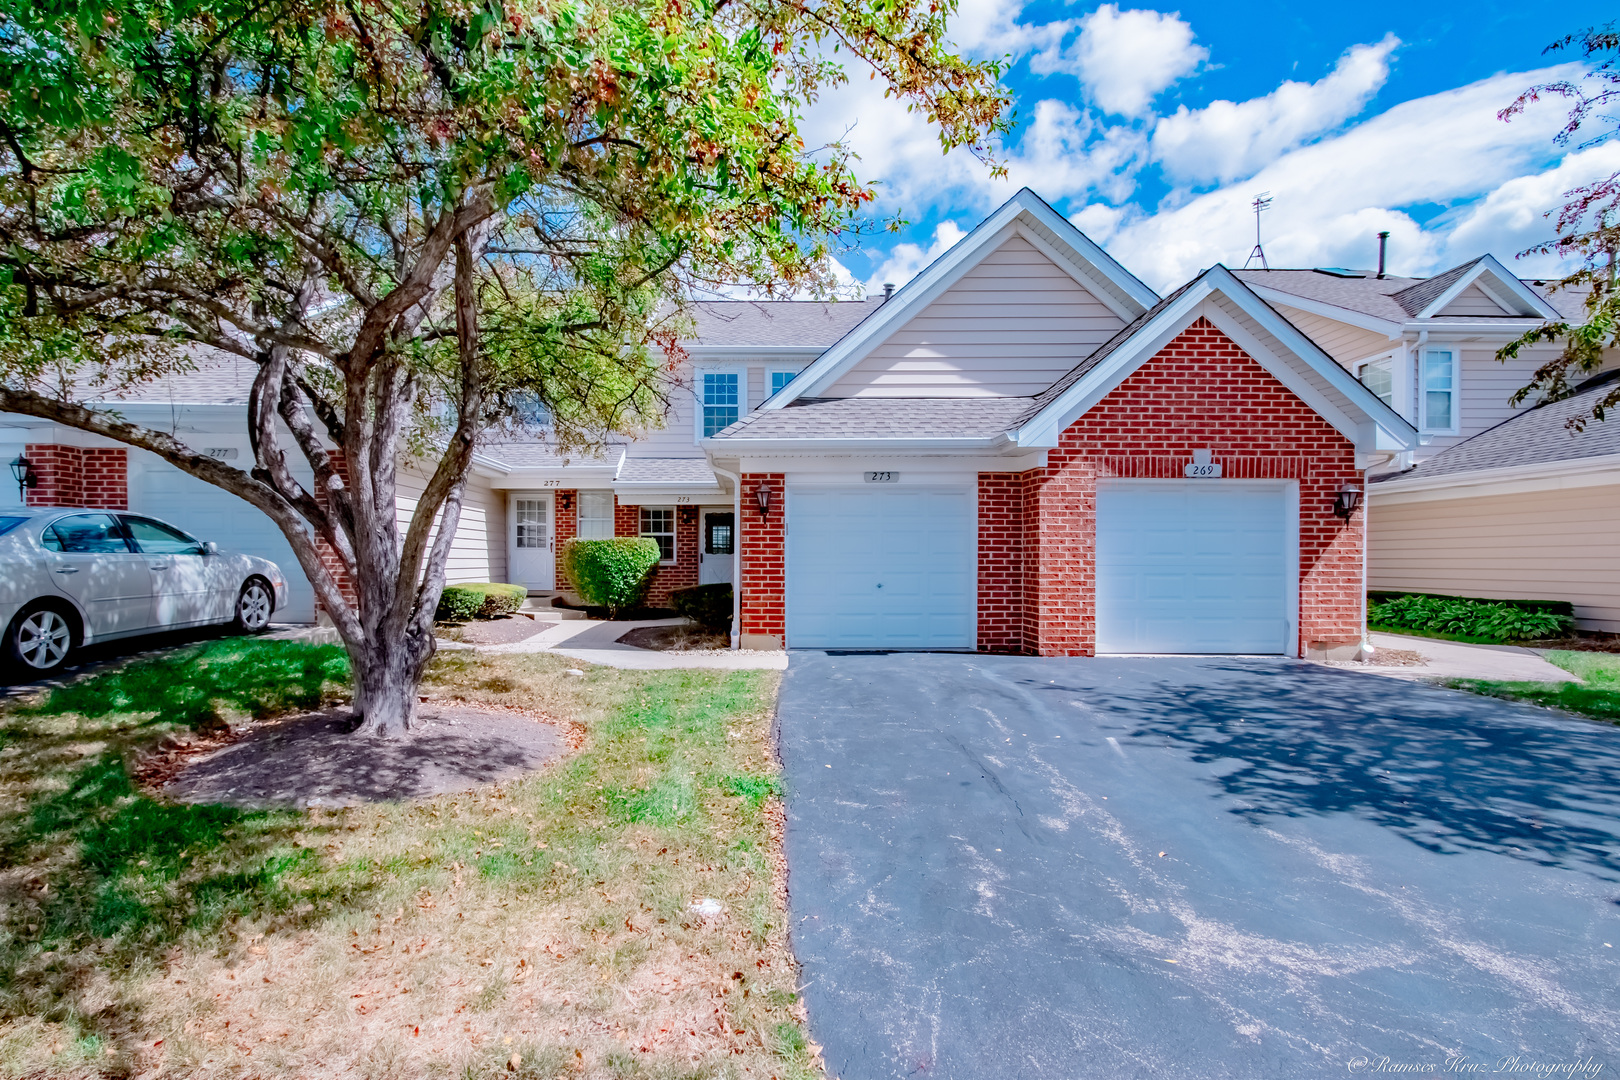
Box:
[1095,480,1295,655]
[786,487,975,649]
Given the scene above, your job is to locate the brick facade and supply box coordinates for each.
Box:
[975,318,1362,656]
[737,474,785,646]
[23,444,128,510]
[599,497,699,608]
[553,490,577,591]
[313,450,358,614]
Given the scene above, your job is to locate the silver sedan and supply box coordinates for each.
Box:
[0,508,290,673]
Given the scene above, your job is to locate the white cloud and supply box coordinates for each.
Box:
[1032,5,1207,118]
[1088,64,1585,289]
[858,221,971,295]
[1152,35,1399,186]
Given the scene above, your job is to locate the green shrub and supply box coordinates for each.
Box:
[1369,593,1575,642]
[561,538,661,617]
[435,582,529,622]
[671,583,732,631]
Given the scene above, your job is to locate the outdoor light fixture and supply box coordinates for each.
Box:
[558,491,573,510]
[1333,484,1362,520]
[9,454,36,503]
[754,483,772,520]
[678,506,698,525]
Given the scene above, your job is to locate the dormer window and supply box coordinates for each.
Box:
[703,372,740,437]
[770,370,798,397]
[1421,349,1456,433]
[1357,357,1393,406]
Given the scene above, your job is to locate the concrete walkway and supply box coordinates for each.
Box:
[479,616,788,671]
[1336,631,1578,683]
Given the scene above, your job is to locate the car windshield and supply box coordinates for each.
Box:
[0,515,27,538]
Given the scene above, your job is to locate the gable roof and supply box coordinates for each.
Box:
[1390,258,1485,316]
[712,397,1032,443]
[1237,255,1560,329]
[1012,265,1417,452]
[764,188,1160,406]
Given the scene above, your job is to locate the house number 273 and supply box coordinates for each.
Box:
[863,471,898,483]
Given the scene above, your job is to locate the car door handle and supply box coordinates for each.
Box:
[54,567,79,575]
[149,563,171,571]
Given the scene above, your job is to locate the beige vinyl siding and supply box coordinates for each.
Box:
[394,468,507,584]
[825,236,1127,397]
[1435,283,1511,317]
[1416,345,1548,458]
[614,371,704,458]
[1369,484,1620,631]
[1272,305,1394,368]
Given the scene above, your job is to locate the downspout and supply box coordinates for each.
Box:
[711,460,743,650]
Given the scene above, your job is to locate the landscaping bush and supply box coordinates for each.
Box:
[561,537,662,617]
[671,583,733,631]
[435,582,529,622]
[1369,593,1575,642]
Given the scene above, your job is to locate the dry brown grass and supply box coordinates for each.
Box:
[0,643,818,1080]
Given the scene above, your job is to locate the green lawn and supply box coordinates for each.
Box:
[1446,650,1620,724]
[0,639,817,1079]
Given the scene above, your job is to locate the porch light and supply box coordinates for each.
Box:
[558,491,572,510]
[1333,484,1362,520]
[754,483,772,519]
[9,454,37,503]
[678,506,698,525]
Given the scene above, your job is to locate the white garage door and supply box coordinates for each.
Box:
[1096,481,1294,655]
[131,453,317,623]
[786,487,975,649]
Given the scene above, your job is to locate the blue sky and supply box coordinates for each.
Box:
[805,0,1616,294]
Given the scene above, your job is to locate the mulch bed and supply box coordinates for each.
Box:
[618,624,731,652]
[439,615,550,646]
[155,702,571,808]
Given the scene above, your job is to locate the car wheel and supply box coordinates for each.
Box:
[233,578,275,633]
[5,603,76,673]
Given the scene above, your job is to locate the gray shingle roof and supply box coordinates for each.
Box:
[711,397,1033,440]
[1390,258,1485,316]
[1375,378,1620,483]
[1232,268,1422,322]
[475,441,619,470]
[684,298,888,347]
[615,457,718,484]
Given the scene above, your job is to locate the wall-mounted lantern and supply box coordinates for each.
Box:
[678,506,698,526]
[754,483,772,520]
[9,454,37,504]
[1333,484,1362,520]
[558,491,573,511]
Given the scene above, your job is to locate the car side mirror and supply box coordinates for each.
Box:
[201,541,218,556]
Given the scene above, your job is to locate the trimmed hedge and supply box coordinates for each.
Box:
[435,581,529,622]
[561,537,662,617]
[671,583,732,631]
[1369,592,1575,642]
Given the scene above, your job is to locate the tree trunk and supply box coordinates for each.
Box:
[352,632,432,737]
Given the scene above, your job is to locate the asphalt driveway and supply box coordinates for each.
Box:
[778,653,1620,1079]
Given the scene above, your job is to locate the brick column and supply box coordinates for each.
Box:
[313,450,357,618]
[978,472,1030,653]
[553,490,577,592]
[738,473,784,649]
[24,445,127,509]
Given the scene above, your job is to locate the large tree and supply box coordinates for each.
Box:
[1498,23,1620,422]
[0,0,1011,734]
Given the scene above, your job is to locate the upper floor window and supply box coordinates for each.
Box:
[640,506,675,562]
[770,370,799,397]
[1421,349,1456,432]
[1357,357,1393,407]
[702,372,739,437]
[577,491,615,539]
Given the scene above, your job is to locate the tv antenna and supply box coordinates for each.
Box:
[1245,192,1273,270]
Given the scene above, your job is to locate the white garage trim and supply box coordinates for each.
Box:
[785,484,977,650]
[1095,479,1299,656]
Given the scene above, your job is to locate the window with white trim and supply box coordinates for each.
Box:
[514,499,549,549]
[769,369,799,397]
[1357,357,1393,406]
[640,506,675,562]
[702,372,739,436]
[1421,349,1456,432]
[577,491,615,539]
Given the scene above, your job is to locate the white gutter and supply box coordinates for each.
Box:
[1369,452,1620,497]
[710,460,744,650]
[701,433,1019,454]
[1401,319,1548,334]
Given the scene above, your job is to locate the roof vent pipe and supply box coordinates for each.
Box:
[882,282,895,300]
[1377,231,1389,279]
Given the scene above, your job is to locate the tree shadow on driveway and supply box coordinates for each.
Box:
[1057,661,1620,881]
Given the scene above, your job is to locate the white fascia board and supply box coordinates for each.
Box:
[1401,319,1546,336]
[1246,285,1403,338]
[682,345,826,359]
[1418,257,1559,319]
[1369,453,1620,503]
[612,484,725,504]
[768,188,1159,407]
[702,434,1016,454]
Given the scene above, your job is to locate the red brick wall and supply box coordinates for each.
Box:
[976,317,1362,656]
[607,498,699,608]
[738,474,785,642]
[24,445,128,509]
[553,490,577,591]
[313,450,358,614]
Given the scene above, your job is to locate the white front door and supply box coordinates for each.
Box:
[786,486,975,649]
[509,494,554,591]
[1095,480,1295,655]
[700,510,734,586]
